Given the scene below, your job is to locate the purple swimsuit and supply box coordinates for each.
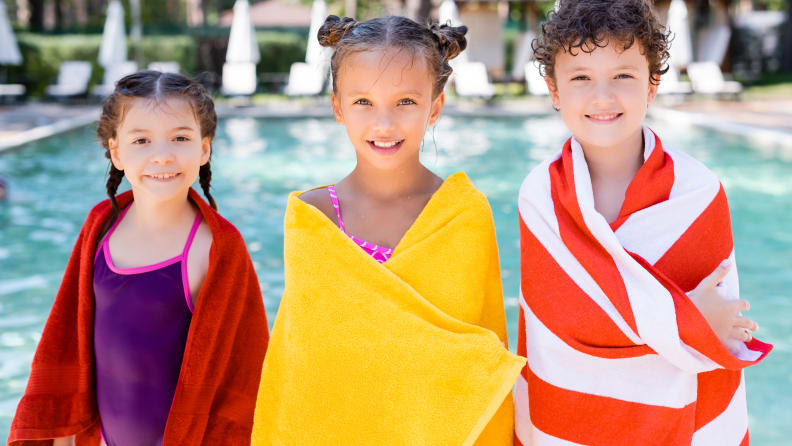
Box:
[93,205,201,446]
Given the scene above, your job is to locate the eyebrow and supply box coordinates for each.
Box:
[127,126,196,133]
[346,90,425,97]
[567,65,640,72]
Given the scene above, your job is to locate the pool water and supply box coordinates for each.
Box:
[0,116,789,443]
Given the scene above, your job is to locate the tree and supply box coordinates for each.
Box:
[783,0,792,71]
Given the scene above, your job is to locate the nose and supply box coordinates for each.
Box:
[149,141,176,164]
[372,108,395,135]
[592,80,616,106]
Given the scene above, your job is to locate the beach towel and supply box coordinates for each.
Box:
[515,127,772,445]
[8,188,269,446]
[251,172,526,446]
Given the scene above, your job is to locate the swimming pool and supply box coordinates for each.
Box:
[0,115,789,443]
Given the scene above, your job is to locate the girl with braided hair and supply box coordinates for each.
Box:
[252,15,524,446]
[9,71,269,446]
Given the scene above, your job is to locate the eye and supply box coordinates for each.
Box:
[571,75,589,81]
[354,98,371,106]
[398,98,416,106]
[616,73,634,79]
[174,136,190,142]
[131,137,149,145]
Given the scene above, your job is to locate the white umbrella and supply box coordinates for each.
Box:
[667,0,693,69]
[305,0,331,69]
[438,0,468,64]
[0,1,22,65]
[98,0,127,67]
[226,0,260,64]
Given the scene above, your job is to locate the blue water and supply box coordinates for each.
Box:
[0,116,789,443]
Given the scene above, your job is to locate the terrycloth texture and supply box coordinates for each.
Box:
[515,127,772,446]
[252,172,526,446]
[8,188,269,446]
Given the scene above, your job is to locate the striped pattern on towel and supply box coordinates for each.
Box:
[515,127,772,446]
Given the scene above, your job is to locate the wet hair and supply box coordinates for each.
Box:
[96,70,218,233]
[318,15,468,97]
[532,0,670,86]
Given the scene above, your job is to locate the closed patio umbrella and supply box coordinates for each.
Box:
[305,0,331,69]
[226,0,260,64]
[667,0,693,70]
[98,0,128,68]
[0,1,22,66]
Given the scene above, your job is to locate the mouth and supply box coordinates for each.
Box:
[585,112,623,123]
[144,172,182,182]
[367,139,404,154]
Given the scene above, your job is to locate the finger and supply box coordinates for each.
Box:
[733,316,757,331]
[701,259,732,289]
[729,327,752,342]
[730,299,750,313]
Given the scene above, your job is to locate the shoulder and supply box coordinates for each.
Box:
[297,187,337,223]
[663,145,722,195]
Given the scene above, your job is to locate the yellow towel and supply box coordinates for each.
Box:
[252,172,526,445]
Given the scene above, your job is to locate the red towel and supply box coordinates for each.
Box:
[515,128,772,445]
[8,188,269,446]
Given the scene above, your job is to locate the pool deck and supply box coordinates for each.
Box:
[1,97,791,153]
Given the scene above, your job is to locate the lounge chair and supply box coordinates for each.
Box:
[0,83,25,103]
[524,62,549,96]
[45,61,92,99]
[284,62,326,96]
[657,67,692,95]
[93,61,139,97]
[221,62,257,96]
[148,62,180,74]
[453,62,494,99]
[686,61,741,97]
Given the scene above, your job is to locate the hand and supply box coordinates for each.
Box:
[687,260,758,356]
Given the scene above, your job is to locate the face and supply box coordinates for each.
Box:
[546,40,658,152]
[108,97,211,205]
[331,47,445,171]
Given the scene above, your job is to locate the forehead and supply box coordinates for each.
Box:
[336,47,433,94]
[555,39,649,71]
[118,97,198,131]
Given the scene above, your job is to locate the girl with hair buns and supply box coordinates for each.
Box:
[252,15,525,446]
[8,71,269,446]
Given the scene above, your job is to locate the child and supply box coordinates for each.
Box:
[251,15,525,445]
[8,72,269,446]
[515,1,772,444]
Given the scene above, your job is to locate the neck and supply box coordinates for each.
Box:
[580,128,646,183]
[346,156,435,200]
[127,189,195,232]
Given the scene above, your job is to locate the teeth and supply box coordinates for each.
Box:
[589,113,620,120]
[372,140,400,148]
[149,173,178,179]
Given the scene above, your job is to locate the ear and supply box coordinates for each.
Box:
[428,91,445,126]
[200,137,212,166]
[108,138,123,171]
[545,76,561,110]
[331,92,344,124]
[647,75,659,105]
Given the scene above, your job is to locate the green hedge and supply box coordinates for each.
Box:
[5,31,307,97]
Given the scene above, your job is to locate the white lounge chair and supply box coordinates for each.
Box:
[148,61,180,74]
[0,83,25,103]
[46,61,92,98]
[453,62,494,99]
[524,62,549,96]
[93,61,139,97]
[686,61,741,97]
[221,62,257,96]
[284,62,326,96]
[657,67,692,95]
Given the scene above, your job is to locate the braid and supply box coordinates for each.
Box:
[199,163,217,210]
[97,164,125,246]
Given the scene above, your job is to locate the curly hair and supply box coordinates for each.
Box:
[318,15,468,98]
[532,0,670,85]
[96,70,218,238]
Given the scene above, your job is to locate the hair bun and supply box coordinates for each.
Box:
[318,15,358,48]
[430,23,468,61]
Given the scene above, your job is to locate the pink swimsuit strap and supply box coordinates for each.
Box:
[327,185,393,263]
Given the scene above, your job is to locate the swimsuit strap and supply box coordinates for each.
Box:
[327,185,346,233]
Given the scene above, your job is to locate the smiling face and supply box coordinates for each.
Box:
[108,97,211,205]
[331,47,444,171]
[546,40,658,153]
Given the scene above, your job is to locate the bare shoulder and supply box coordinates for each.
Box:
[187,219,212,306]
[298,187,338,225]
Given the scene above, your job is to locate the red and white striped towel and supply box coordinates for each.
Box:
[515,127,772,446]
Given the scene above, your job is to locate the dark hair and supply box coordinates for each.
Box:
[318,15,468,97]
[532,0,670,85]
[96,70,218,233]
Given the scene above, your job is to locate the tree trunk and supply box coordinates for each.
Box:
[29,0,45,31]
[783,0,792,72]
[345,0,356,19]
[405,0,431,24]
